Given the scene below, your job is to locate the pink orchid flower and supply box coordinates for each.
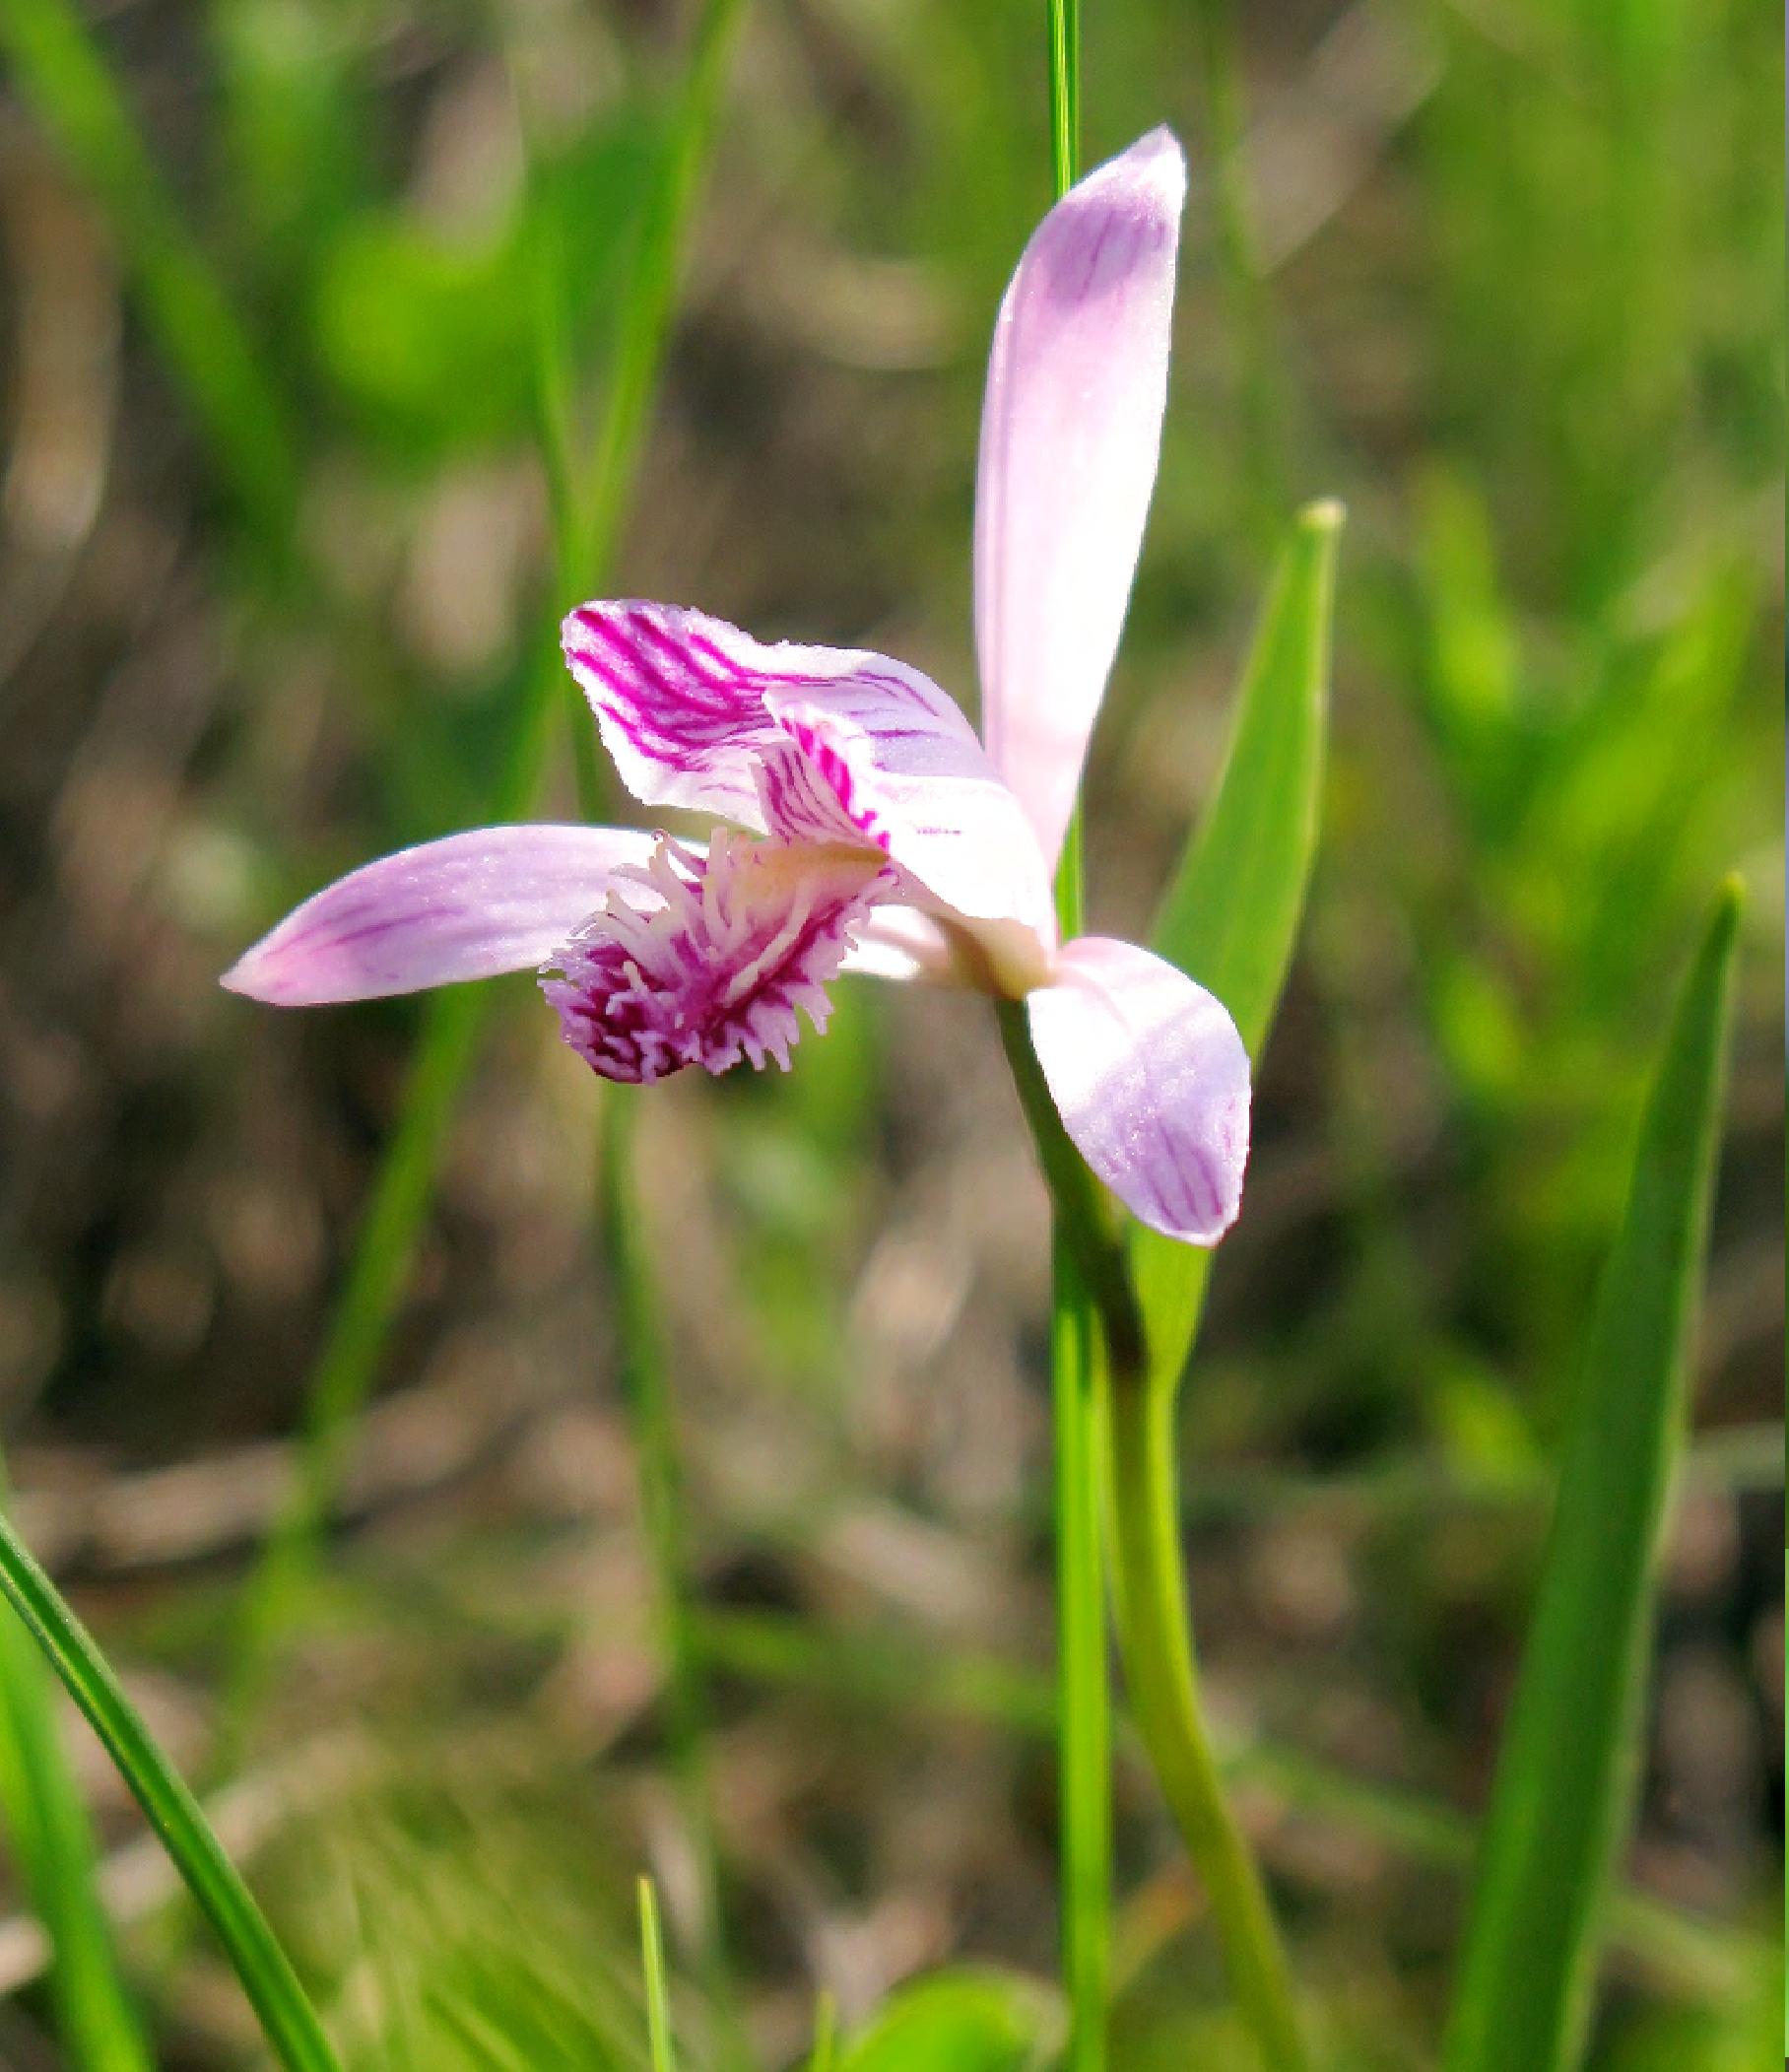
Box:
[225,128,1248,1245]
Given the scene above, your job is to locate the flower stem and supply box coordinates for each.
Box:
[996,1005,1307,2072]
[597,1096,746,2068]
[1106,1377,1309,2072]
[1042,13,1105,2058]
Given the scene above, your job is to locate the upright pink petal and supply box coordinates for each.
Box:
[222,825,658,1005]
[974,127,1184,870]
[1026,935,1249,1246]
[541,831,891,1082]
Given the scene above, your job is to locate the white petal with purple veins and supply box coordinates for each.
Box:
[761,674,1056,987]
[562,601,785,831]
[222,825,661,1006]
[974,127,1184,871]
[1026,934,1249,1246]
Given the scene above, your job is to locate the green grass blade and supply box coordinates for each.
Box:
[0,1582,154,2071]
[0,1508,340,2071]
[692,1606,1766,2007]
[222,982,494,1742]
[1129,498,1342,1390]
[223,0,746,1732]
[1440,879,1745,2072]
[637,1876,678,2072]
[0,0,299,545]
[808,1991,839,2072]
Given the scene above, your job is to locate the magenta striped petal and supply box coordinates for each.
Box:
[222,825,658,1005]
[562,601,788,832]
[563,599,1056,976]
[974,127,1184,871]
[1026,935,1249,1245]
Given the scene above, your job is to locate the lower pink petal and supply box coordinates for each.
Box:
[1026,935,1250,1246]
[222,825,659,1005]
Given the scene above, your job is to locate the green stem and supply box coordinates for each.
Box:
[997,1008,1306,2072]
[1040,8,1107,2061]
[599,1099,744,2065]
[1106,1378,1307,2072]
[1050,1230,1109,2072]
[0,1508,340,2071]
[1046,0,1081,202]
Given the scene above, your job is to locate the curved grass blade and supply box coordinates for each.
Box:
[223,0,747,1740]
[0,1575,154,2071]
[1129,498,1342,1392]
[0,1507,341,2071]
[1440,879,1745,2072]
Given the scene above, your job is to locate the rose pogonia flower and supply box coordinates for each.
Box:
[225,128,1248,1245]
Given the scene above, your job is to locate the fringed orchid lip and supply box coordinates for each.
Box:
[540,833,892,1084]
[224,128,1251,1248]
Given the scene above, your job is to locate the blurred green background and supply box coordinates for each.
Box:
[0,0,1781,2064]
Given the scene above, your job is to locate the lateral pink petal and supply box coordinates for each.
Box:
[221,825,659,1005]
[1026,935,1249,1246]
[974,126,1184,870]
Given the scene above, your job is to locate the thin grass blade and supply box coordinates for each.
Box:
[637,1875,678,2072]
[1129,498,1342,1388]
[223,0,746,1735]
[1440,879,1745,2072]
[1,0,298,543]
[809,1990,839,2072]
[0,1507,341,2071]
[0,1582,154,2071]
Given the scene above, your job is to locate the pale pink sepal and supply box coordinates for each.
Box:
[1026,934,1249,1245]
[221,824,658,1005]
[974,127,1184,872]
